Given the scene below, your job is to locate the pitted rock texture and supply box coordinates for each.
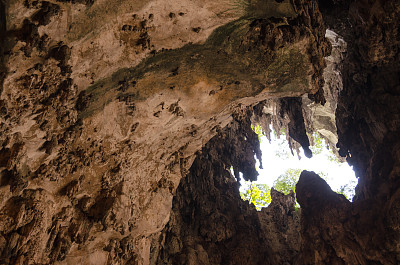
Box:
[335,0,400,200]
[156,116,300,265]
[301,29,347,159]
[0,0,399,264]
[0,0,329,264]
[294,0,400,264]
[297,170,400,265]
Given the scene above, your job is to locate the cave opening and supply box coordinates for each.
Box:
[238,125,357,209]
[237,27,353,210]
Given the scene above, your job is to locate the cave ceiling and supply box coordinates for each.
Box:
[0,0,399,264]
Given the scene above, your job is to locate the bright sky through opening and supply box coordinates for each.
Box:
[243,129,358,200]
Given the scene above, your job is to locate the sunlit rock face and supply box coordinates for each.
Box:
[0,0,399,264]
[302,29,347,158]
[0,0,329,264]
[156,108,302,265]
[159,0,400,264]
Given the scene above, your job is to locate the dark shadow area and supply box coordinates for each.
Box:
[155,108,301,265]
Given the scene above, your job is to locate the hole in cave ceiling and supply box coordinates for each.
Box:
[238,125,357,210]
[235,28,353,210]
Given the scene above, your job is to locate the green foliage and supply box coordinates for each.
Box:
[274,137,291,159]
[273,169,329,195]
[336,179,357,200]
[271,129,292,159]
[240,169,302,210]
[317,171,329,180]
[327,150,341,163]
[239,129,356,208]
[309,132,324,155]
[273,168,302,196]
[308,132,341,163]
[240,181,271,210]
[273,127,286,138]
[251,124,263,143]
[272,168,302,209]
[276,131,341,162]
[240,168,356,209]
[240,169,301,210]
[272,168,355,203]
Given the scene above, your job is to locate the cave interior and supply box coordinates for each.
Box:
[0,0,399,264]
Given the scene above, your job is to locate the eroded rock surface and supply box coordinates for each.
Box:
[0,0,399,264]
[296,0,400,264]
[0,0,329,264]
[156,115,300,265]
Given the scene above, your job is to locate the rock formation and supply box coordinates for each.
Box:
[0,0,399,264]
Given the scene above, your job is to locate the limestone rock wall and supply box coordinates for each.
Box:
[156,109,301,265]
[156,1,400,264]
[0,0,330,264]
[1,0,399,264]
[294,0,400,264]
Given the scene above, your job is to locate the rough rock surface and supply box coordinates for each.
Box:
[0,0,329,264]
[302,28,347,159]
[0,0,399,264]
[296,0,400,264]
[156,115,300,265]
